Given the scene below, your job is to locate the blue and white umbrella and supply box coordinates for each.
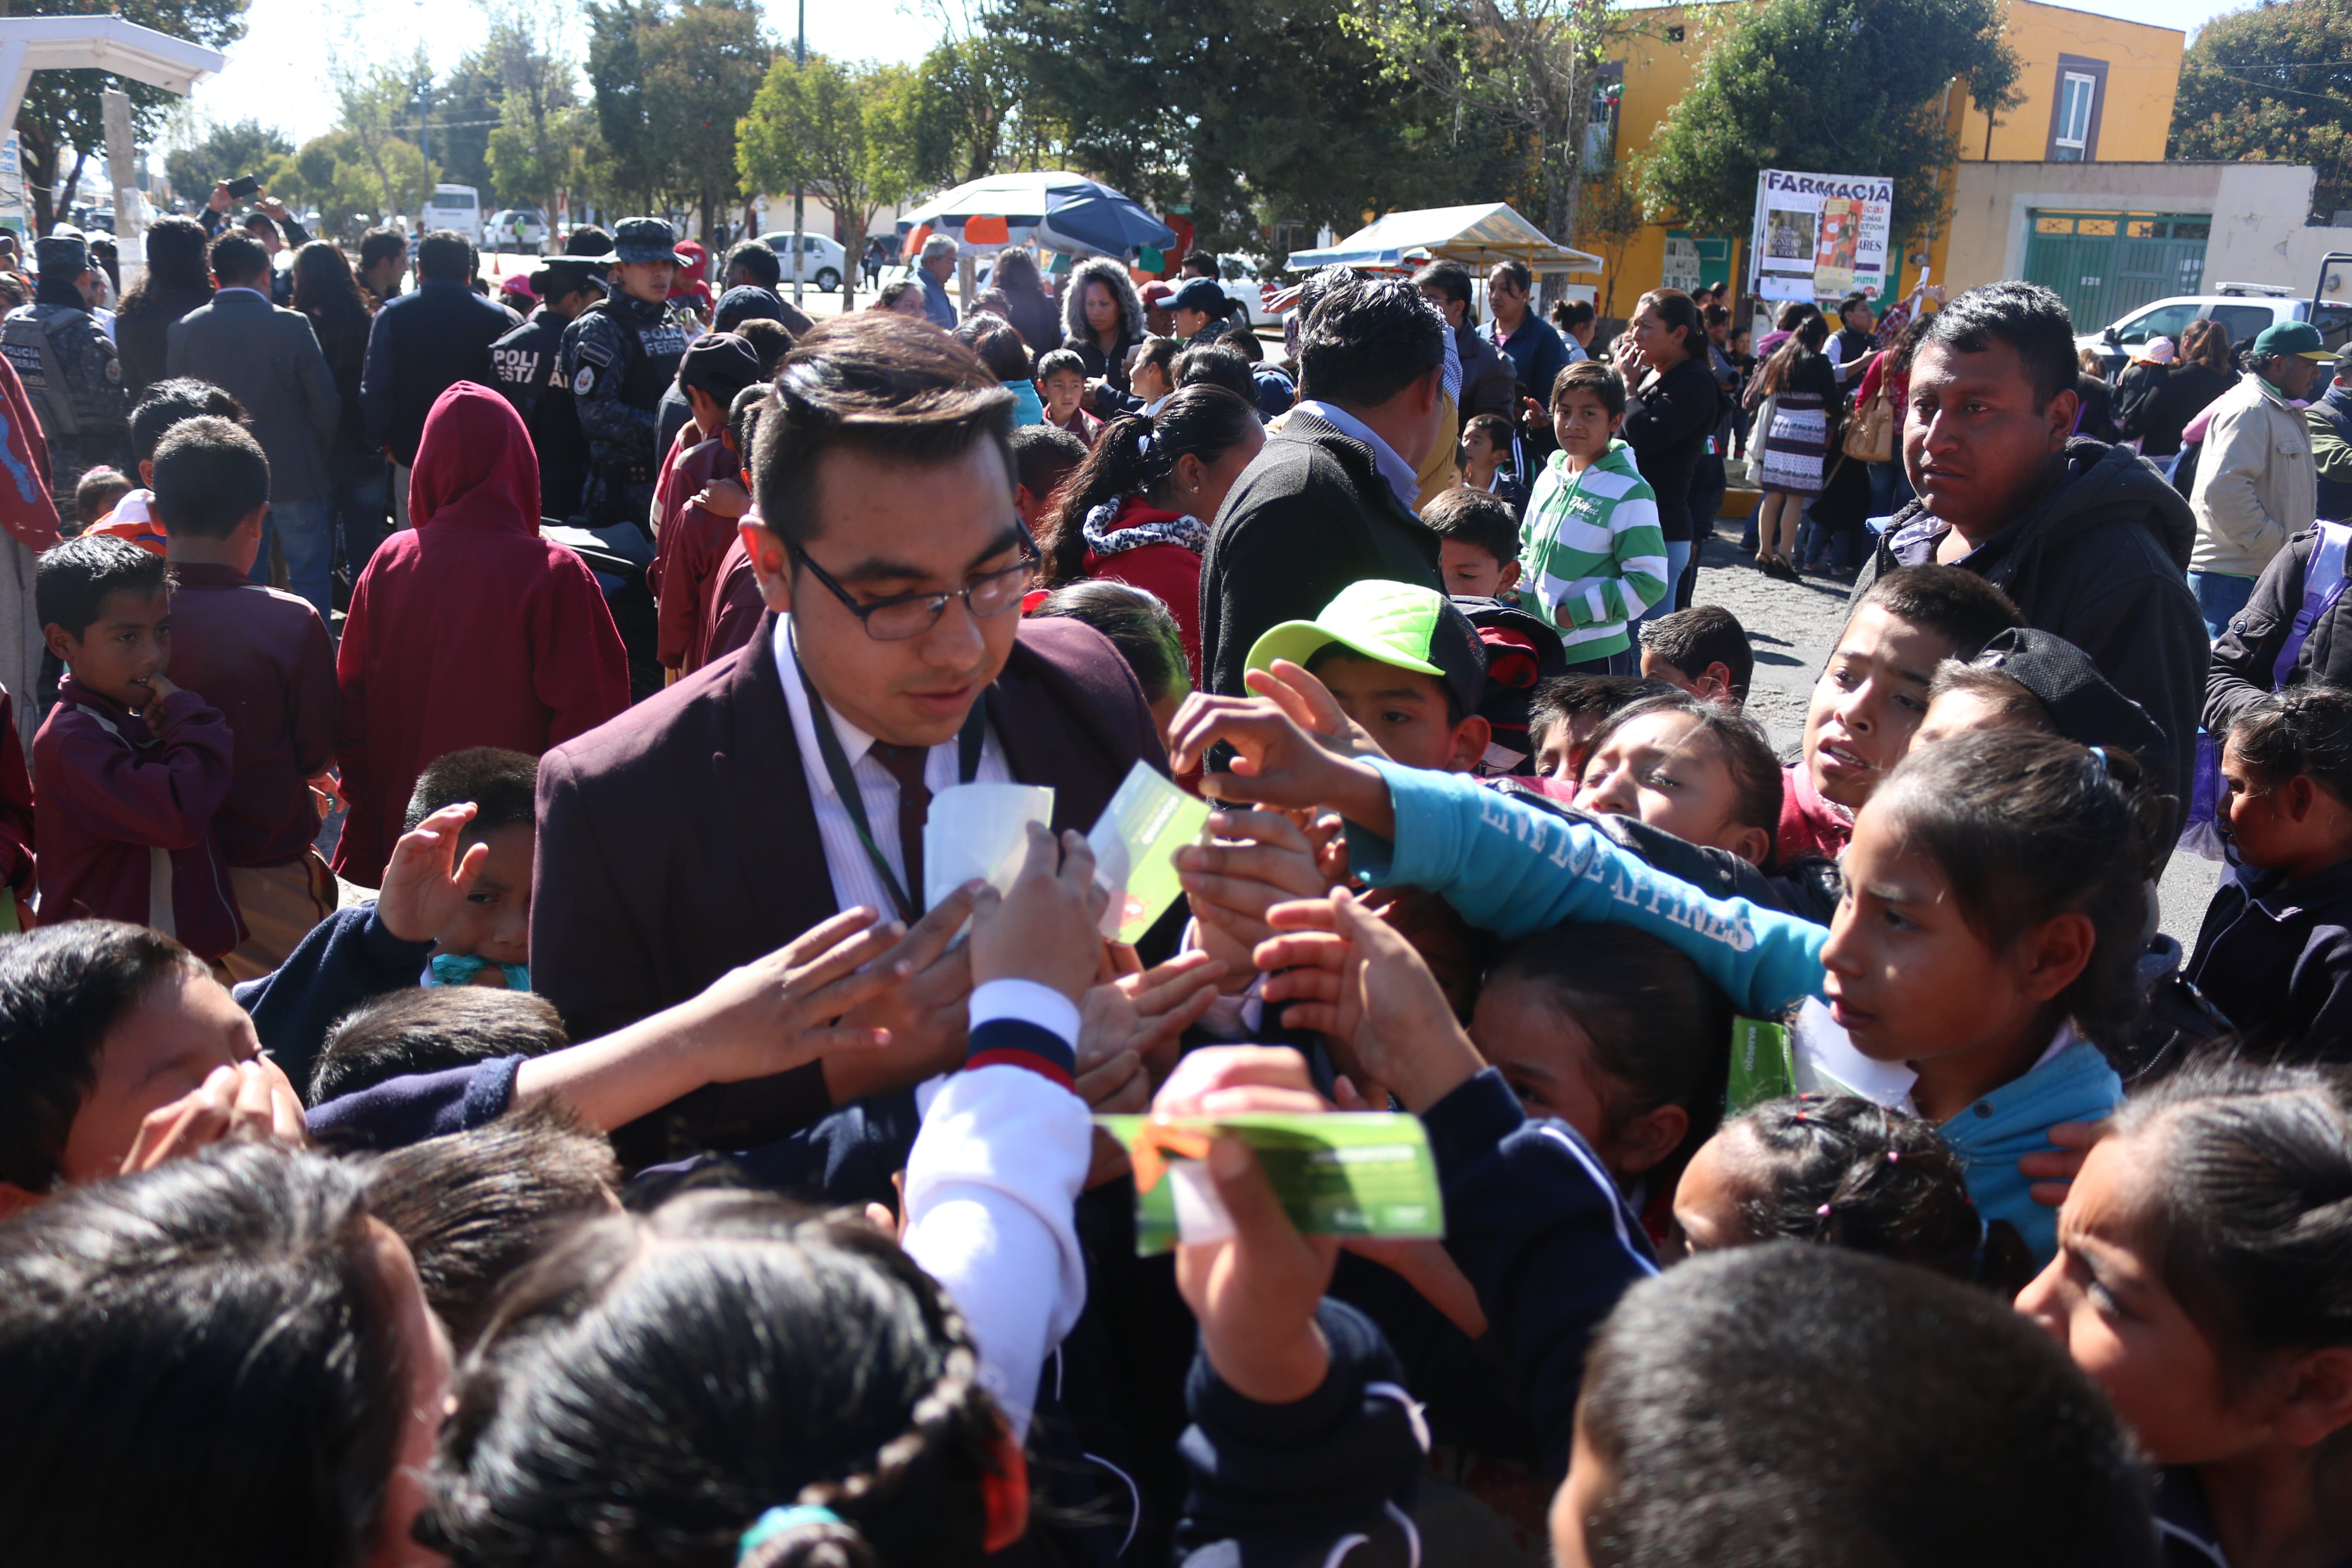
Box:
[900,171,1176,259]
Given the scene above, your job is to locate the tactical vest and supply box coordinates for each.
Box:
[1,305,88,438]
[587,294,690,415]
[490,312,567,418]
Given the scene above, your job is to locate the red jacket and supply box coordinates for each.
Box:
[0,353,57,554]
[164,562,338,866]
[701,532,766,672]
[34,678,244,959]
[652,439,736,671]
[1083,494,1207,680]
[332,381,631,886]
[0,687,35,897]
[1774,760,1853,867]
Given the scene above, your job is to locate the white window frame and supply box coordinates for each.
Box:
[2055,72,2096,155]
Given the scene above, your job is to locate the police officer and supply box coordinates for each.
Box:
[557,216,692,535]
[491,257,606,522]
[3,231,127,528]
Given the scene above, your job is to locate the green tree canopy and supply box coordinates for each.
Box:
[16,0,251,230]
[1641,0,2018,245]
[639,0,770,243]
[2170,0,2352,220]
[983,0,1457,248]
[738,53,919,299]
[162,117,289,205]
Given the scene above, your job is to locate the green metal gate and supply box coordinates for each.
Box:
[2022,212,2212,330]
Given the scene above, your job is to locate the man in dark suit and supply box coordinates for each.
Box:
[1198,277,1451,695]
[358,227,515,529]
[165,232,341,621]
[533,313,1165,1166]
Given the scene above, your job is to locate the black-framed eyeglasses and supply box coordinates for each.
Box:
[787,522,1039,642]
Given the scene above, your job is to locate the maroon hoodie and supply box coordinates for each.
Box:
[33,677,244,959]
[332,381,630,885]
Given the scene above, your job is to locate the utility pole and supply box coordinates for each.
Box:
[416,17,431,200]
[790,0,804,306]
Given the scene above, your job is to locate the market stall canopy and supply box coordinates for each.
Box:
[1285,203,1602,275]
[899,171,1176,259]
[0,15,226,139]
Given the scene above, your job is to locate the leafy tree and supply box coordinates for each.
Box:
[162,118,290,206]
[477,5,583,219]
[640,0,770,245]
[585,0,671,214]
[1348,0,1620,250]
[984,0,1456,249]
[738,53,919,302]
[429,54,503,205]
[1580,162,1644,317]
[906,36,1020,187]
[333,55,441,226]
[15,0,251,231]
[1640,0,2018,246]
[2171,0,2352,220]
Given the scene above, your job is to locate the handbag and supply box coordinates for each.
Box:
[1842,375,1894,464]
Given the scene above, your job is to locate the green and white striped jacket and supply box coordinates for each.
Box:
[1518,438,1669,662]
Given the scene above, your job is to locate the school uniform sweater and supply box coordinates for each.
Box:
[2185,858,2352,1062]
[1519,439,1669,664]
[33,678,243,960]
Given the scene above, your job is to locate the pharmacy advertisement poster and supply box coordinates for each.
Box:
[1750,169,1893,303]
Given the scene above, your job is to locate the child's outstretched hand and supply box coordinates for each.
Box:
[1078,948,1225,1094]
[1254,888,1483,1114]
[377,802,489,943]
[1243,659,1385,762]
[2022,1119,2110,1207]
[1158,1047,1338,1406]
[690,905,914,1083]
[690,477,750,519]
[826,883,984,1104]
[1166,689,1391,828]
[1179,808,1335,992]
[120,1056,308,1174]
[970,824,1108,1006]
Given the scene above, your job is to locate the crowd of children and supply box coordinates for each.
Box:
[1,276,2350,1568]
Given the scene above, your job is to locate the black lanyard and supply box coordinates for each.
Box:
[792,632,986,923]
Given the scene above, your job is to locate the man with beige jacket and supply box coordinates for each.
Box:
[2189,320,2329,640]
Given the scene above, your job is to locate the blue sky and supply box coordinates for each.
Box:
[186,0,2248,152]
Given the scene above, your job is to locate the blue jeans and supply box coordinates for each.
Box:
[255,499,334,623]
[1631,539,1694,640]
[2188,569,2257,643]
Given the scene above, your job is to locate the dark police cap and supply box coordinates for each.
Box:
[35,233,87,276]
[678,331,763,399]
[612,217,690,268]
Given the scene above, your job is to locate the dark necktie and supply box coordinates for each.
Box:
[868,741,933,910]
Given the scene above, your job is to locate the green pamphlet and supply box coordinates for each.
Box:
[1086,761,1213,945]
[1096,1112,1446,1256]
[1726,1016,1797,1112]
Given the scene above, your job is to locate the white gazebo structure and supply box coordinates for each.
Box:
[0,14,224,136]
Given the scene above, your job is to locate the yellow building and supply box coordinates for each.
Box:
[1583,0,2185,322]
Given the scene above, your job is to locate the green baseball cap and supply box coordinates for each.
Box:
[1246,579,1488,717]
[2251,320,2332,363]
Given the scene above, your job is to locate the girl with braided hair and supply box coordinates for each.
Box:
[2020,1056,2352,1568]
[1672,1095,2036,1295]
[416,1188,1026,1568]
[1031,383,1264,680]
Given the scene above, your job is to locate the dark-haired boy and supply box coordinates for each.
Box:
[312,986,569,1105]
[1424,486,1523,601]
[86,377,248,554]
[1785,564,2023,862]
[1528,671,1669,785]
[405,746,538,992]
[1248,579,1489,773]
[1034,348,1101,446]
[1638,603,1753,706]
[33,533,243,962]
[153,416,340,980]
[1856,278,2205,843]
[1458,411,1528,515]
[1012,424,1086,530]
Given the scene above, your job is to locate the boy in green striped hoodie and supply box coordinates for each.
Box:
[1520,361,1669,673]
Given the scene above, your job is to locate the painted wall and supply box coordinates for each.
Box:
[1587,0,2185,311]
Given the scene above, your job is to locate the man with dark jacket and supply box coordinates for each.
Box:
[2305,348,2352,521]
[358,228,514,528]
[165,234,342,620]
[1854,281,2205,844]
[1198,278,1449,696]
[1414,259,1514,423]
[531,313,1166,1167]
